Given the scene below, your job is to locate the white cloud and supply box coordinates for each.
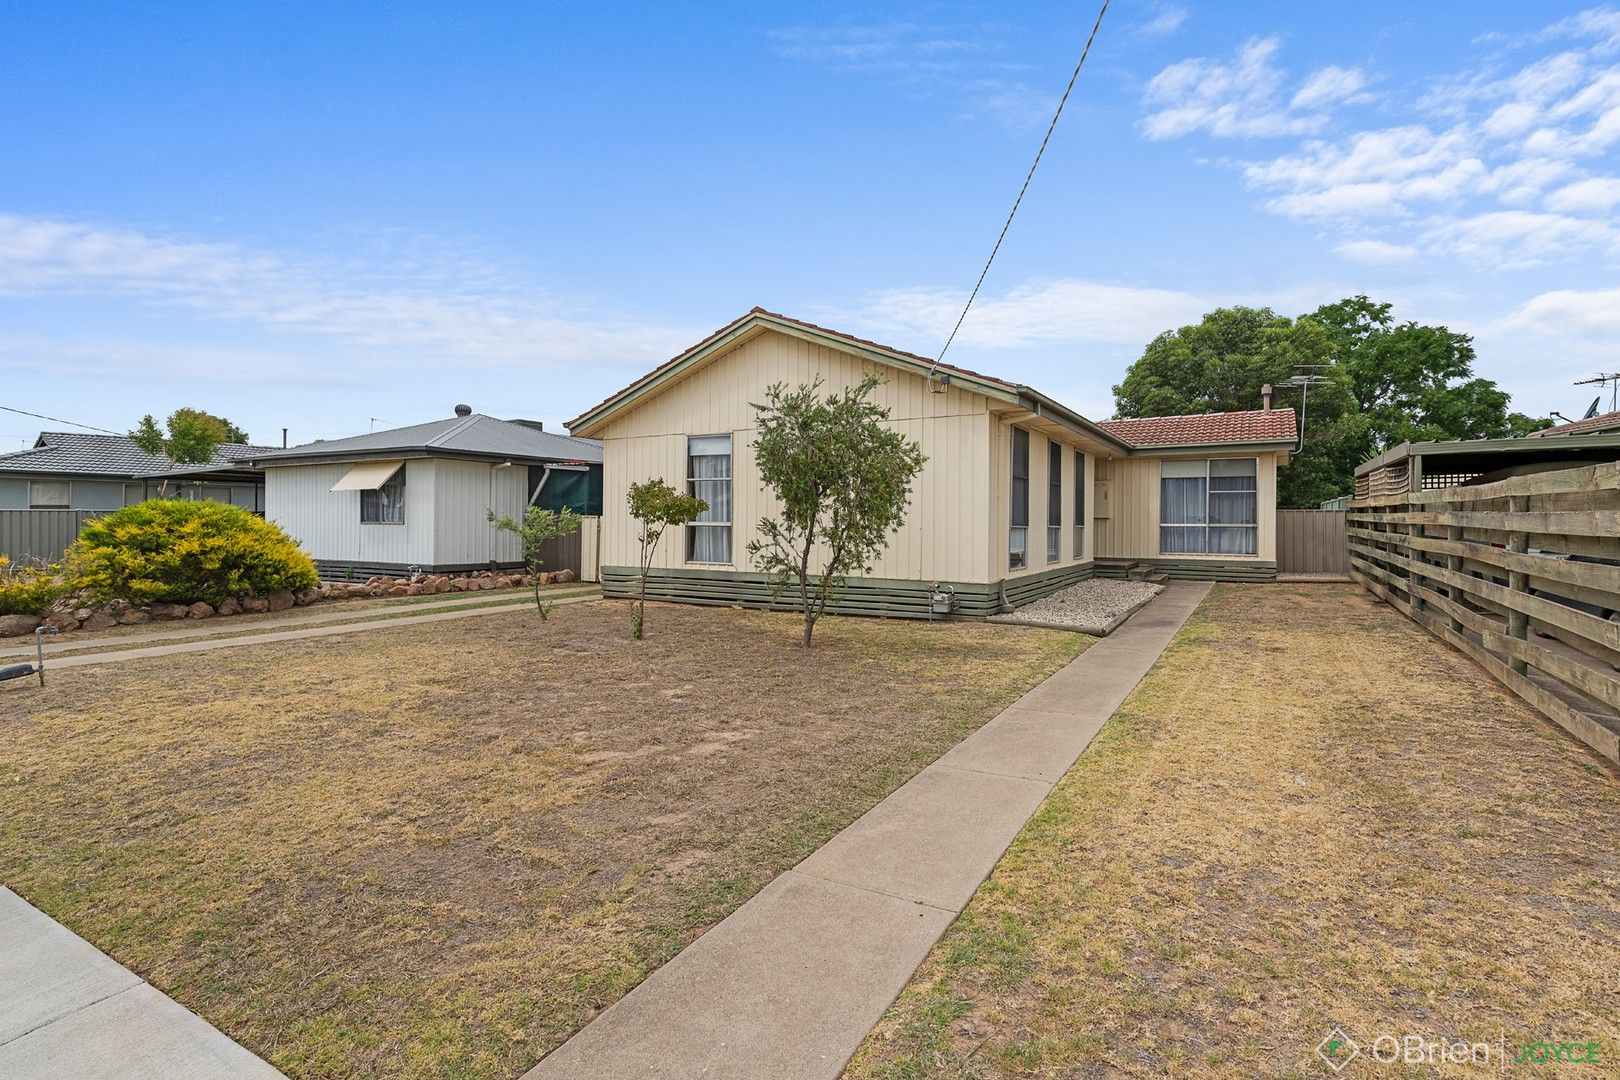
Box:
[1497,285,1620,336]
[1290,65,1370,110]
[1137,5,1189,38]
[0,212,699,367]
[1335,239,1419,264]
[1545,174,1620,211]
[854,278,1215,349]
[1164,10,1620,267]
[1143,37,1327,139]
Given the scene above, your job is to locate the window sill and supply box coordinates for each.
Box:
[361,521,407,526]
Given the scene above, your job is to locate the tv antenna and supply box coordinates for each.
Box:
[1574,373,1620,413]
[1281,372,1333,454]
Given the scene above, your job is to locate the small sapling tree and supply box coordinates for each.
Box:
[748,376,926,647]
[487,505,582,620]
[626,478,706,639]
[131,408,251,496]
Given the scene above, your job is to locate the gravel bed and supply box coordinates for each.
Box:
[991,578,1164,634]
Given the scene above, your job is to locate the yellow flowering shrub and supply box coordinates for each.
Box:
[0,554,70,615]
[69,500,318,605]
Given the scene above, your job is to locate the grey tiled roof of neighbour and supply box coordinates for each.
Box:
[0,432,276,478]
[250,414,603,465]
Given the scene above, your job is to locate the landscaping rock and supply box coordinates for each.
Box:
[117,608,150,625]
[44,613,79,632]
[386,583,409,597]
[242,596,270,614]
[267,590,296,612]
[216,597,242,616]
[406,583,428,596]
[555,569,576,584]
[188,602,215,619]
[80,612,119,631]
[294,587,320,607]
[148,603,189,621]
[0,614,42,637]
[450,578,471,591]
[72,607,94,622]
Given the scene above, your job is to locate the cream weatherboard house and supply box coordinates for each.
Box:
[569,308,1296,618]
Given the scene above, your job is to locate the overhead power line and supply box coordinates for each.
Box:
[929,0,1112,378]
[0,404,124,435]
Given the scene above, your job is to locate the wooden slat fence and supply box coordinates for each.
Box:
[0,509,103,564]
[1347,462,1620,764]
[1276,509,1349,576]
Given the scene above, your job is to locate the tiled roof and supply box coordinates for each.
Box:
[0,432,276,478]
[1097,408,1298,447]
[250,414,602,464]
[1525,409,1620,437]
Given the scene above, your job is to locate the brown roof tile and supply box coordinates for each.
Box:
[1097,408,1298,447]
[1525,409,1620,437]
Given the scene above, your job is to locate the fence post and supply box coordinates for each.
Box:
[1506,494,1529,675]
[1445,524,1464,632]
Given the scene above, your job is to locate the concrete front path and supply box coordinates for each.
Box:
[13,591,601,674]
[527,582,1213,1080]
[0,888,283,1079]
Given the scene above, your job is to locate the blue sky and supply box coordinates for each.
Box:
[2,1,1618,450]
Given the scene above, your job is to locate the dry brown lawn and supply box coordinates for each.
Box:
[0,599,1083,1080]
[847,584,1620,1079]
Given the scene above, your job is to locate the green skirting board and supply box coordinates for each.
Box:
[601,562,1098,620]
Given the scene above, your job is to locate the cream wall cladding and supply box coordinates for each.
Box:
[598,328,998,584]
[1093,452,1278,563]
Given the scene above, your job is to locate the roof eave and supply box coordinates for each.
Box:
[1015,391,1135,454]
[1125,437,1298,454]
[569,311,1024,437]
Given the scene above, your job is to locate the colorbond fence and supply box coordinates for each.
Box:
[1276,509,1349,576]
[0,509,103,564]
[1347,462,1620,764]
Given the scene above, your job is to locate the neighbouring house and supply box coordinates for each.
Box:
[251,406,603,579]
[0,431,272,512]
[568,307,1297,618]
[1525,408,1620,439]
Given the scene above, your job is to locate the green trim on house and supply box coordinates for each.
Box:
[601,561,1096,620]
[1094,556,1278,582]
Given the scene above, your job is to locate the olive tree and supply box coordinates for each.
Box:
[748,376,926,647]
[626,478,706,639]
[487,505,582,620]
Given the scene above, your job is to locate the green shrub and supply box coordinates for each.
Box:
[0,555,70,615]
[68,500,318,605]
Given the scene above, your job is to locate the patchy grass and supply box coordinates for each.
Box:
[847,584,1620,1079]
[0,599,1082,1079]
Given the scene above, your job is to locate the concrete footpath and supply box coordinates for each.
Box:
[0,887,283,1079]
[527,582,1212,1080]
[24,591,601,673]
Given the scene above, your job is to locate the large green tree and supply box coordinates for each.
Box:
[1311,296,1548,447]
[1113,298,1547,507]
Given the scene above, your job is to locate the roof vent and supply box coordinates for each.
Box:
[454,404,473,418]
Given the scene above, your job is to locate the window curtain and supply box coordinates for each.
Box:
[1207,458,1257,554]
[1159,460,1207,553]
[688,435,731,563]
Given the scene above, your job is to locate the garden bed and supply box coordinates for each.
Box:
[988,578,1163,635]
[0,600,1084,1079]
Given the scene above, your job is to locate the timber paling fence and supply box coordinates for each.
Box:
[1348,462,1620,765]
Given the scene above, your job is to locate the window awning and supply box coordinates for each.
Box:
[330,460,404,492]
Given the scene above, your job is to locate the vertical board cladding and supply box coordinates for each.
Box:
[430,457,528,566]
[1094,452,1279,566]
[596,329,997,585]
[988,418,1099,578]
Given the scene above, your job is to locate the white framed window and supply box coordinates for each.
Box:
[1009,427,1029,570]
[1160,458,1257,555]
[686,434,732,564]
[1047,440,1062,563]
[361,465,406,524]
[28,480,70,509]
[1073,450,1086,559]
